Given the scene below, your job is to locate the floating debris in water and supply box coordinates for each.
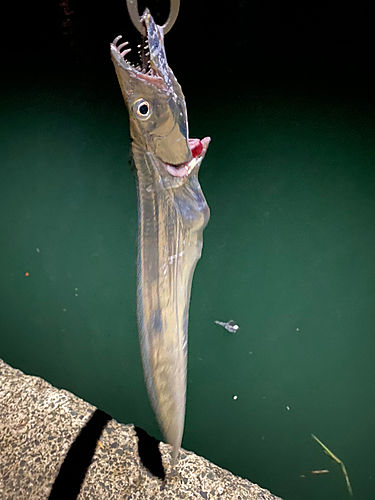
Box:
[311,469,329,474]
[215,319,240,333]
[311,433,353,496]
[233,395,238,400]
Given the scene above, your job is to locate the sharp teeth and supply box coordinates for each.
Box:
[121,48,131,57]
[113,35,151,72]
[117,41,129,50]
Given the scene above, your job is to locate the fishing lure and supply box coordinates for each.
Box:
[110,3,210,462]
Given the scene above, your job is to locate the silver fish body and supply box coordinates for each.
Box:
[111,9,210,461]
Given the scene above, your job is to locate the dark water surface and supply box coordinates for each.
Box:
[2,2,375,499]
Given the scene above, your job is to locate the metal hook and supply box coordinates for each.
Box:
[126,0,180,35]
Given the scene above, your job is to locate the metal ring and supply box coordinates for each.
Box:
[126,0,180,35]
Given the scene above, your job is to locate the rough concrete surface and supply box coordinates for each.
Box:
[0,358,283,499]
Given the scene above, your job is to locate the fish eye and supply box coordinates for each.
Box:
[134,99,151,120]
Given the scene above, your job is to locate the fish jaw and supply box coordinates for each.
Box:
[110,9,192,166]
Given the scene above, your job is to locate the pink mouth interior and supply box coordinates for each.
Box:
[166,138,208,178]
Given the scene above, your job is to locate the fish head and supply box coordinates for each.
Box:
[110,9,192,166]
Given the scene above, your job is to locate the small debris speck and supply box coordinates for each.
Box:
[233,395,238,400]
[215,320,240,333]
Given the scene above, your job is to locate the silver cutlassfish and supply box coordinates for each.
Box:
[110,5,210,462]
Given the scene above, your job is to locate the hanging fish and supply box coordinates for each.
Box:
[110,8,210,463]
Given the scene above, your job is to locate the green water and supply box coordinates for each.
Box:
[1,60,375,500]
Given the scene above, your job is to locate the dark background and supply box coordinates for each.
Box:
[2,2,375,500]
[4,0,375,96]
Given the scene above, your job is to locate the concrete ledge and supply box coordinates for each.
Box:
[0,358,283,499]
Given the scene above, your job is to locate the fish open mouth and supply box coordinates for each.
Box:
[110,9,211,177]
[110,29,211,176]
[110,10,167,88]
[111,34,163,86]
